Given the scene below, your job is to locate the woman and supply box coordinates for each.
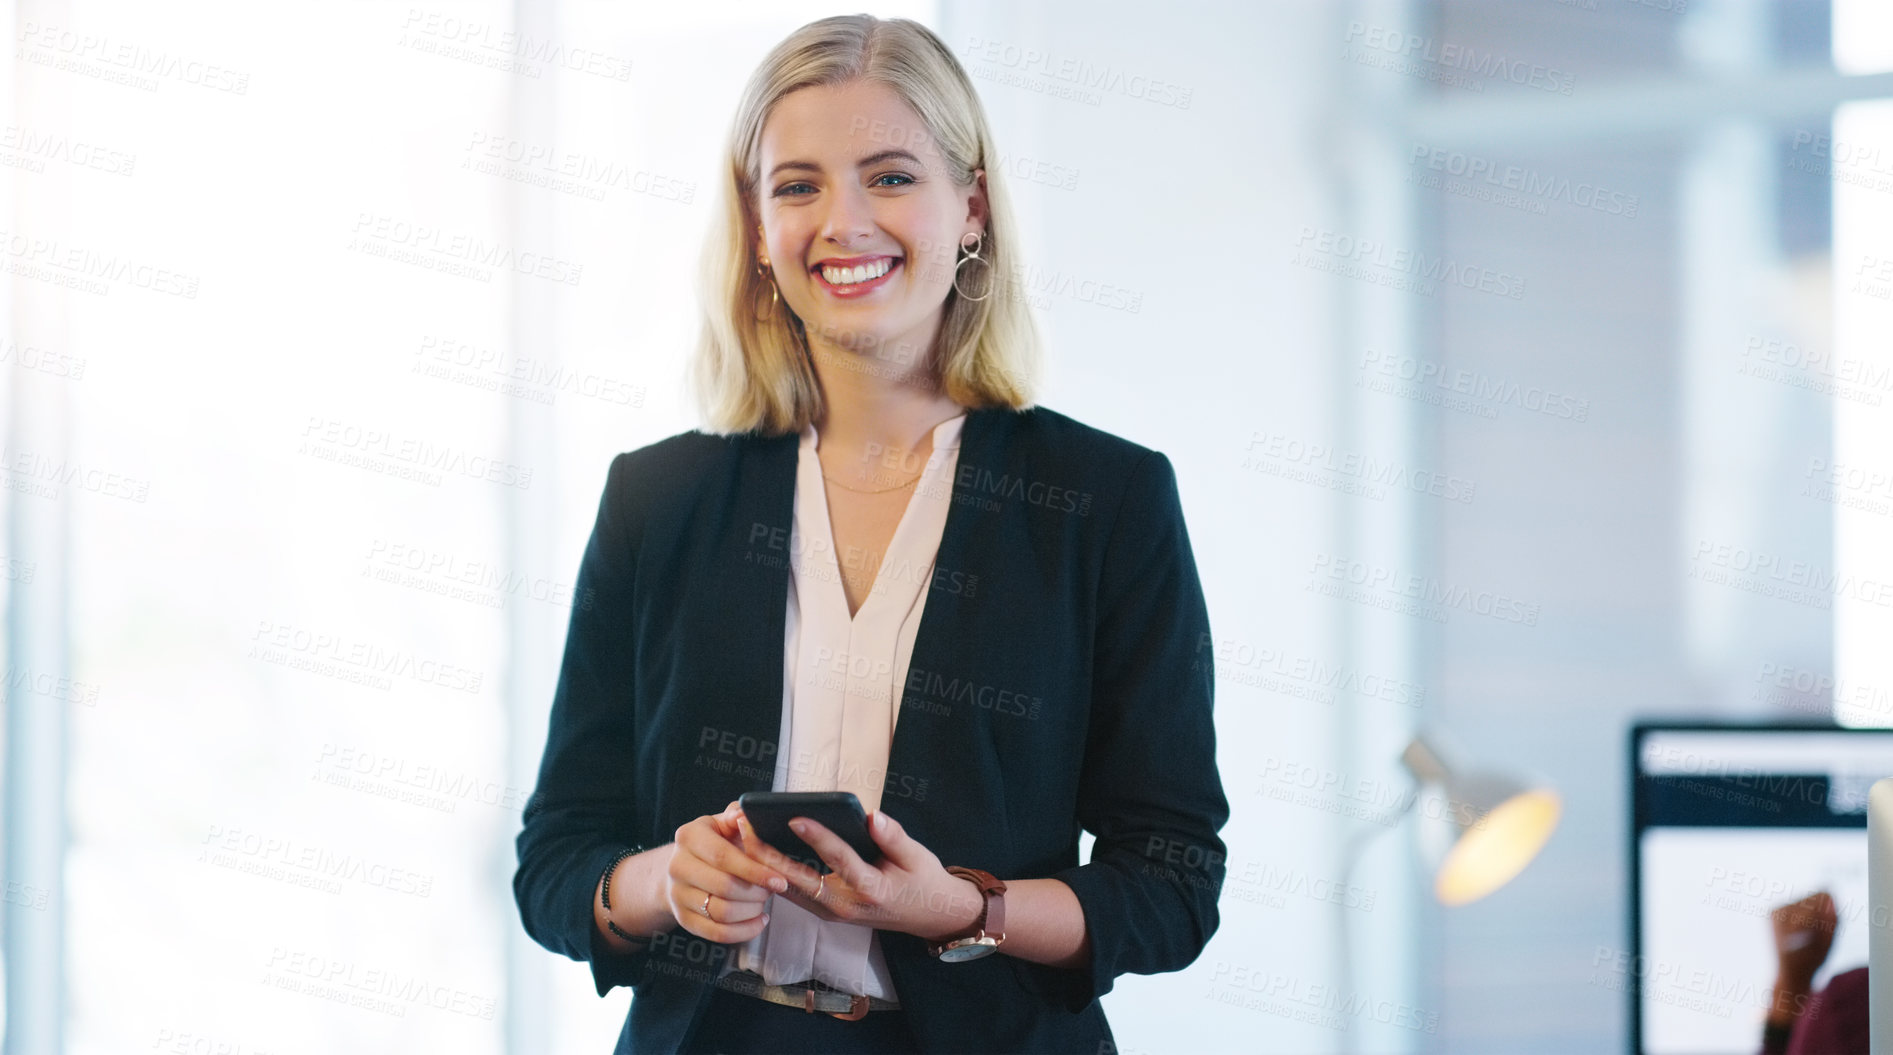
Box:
[512,14,1228,1053]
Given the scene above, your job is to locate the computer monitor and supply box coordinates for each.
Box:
[1631,722,1893,1055]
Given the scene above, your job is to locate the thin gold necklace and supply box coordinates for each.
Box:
[821,469,923,494]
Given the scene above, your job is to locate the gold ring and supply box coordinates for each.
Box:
[816,873,826,901]
[700,892,713,919]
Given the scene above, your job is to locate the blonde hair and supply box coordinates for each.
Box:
[688,14,1041,437]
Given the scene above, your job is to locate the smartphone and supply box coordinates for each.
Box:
[737,791,884,871]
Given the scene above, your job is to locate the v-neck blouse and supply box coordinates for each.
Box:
[730,411,968,1000]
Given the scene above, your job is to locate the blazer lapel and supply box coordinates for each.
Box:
[881,405,1014,835]
[671,428,799,810]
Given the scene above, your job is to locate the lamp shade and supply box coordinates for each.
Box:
[1401,736,1561,907]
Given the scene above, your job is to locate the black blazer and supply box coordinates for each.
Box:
[513,403,1229,1053]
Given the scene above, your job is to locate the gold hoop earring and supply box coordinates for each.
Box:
[754,220,781,316]
[952,231,992,303]
[754,257,780,322]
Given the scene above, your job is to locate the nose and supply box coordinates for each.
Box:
[816,182,875,249]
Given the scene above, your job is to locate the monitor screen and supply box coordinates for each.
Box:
[1632,724,1893,1055]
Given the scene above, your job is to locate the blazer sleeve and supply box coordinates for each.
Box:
[512,451,669,997]
[1046,448,1229,1011]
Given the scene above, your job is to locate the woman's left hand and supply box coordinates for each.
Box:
[733,808,983,942]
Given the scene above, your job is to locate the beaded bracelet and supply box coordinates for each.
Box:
[600,845,651,945]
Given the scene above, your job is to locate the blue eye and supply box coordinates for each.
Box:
[773,173,913,197]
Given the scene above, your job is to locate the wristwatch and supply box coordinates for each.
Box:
[927,867,1007,962]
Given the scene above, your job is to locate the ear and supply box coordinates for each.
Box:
[964,167,989,231]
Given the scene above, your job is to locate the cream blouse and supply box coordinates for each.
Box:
[728,411,968,1000]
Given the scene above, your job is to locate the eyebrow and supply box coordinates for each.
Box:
[766,149,923,181]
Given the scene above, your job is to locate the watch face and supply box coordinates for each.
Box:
[939,938,998,963]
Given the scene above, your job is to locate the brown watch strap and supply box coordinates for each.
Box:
[946,866,1006,939]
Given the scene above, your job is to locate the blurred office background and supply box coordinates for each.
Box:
[3,0,1890,1052]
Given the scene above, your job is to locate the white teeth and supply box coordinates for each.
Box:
[821,258,893,286]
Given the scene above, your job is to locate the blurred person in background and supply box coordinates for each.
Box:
[1761,891,1865,1055]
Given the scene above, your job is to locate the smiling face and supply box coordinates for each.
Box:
[754,78,986,368]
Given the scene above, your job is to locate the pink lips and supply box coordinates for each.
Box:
[812,257,901,298]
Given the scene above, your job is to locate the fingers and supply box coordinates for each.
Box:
[670,848,776,904]
[671,885,767,925]
[757,875,835,922]
[699,890,767,924]
[753,863,845,923]
[1775,892,1830,920]
[676,816,790,900]
[734,813,822,887]
[664,808,786,942]
[670,883,770,943]
[732,814,850,919]
[1781,892,1838,928]
[788,818,878,894]
[709,801,743,840]
[865,810,930,871]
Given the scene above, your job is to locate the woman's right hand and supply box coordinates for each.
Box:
[666,800,792,943]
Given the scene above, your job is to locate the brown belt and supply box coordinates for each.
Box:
[713,967,902,1020]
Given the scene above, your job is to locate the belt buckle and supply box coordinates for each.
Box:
[799,985,870,1020]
